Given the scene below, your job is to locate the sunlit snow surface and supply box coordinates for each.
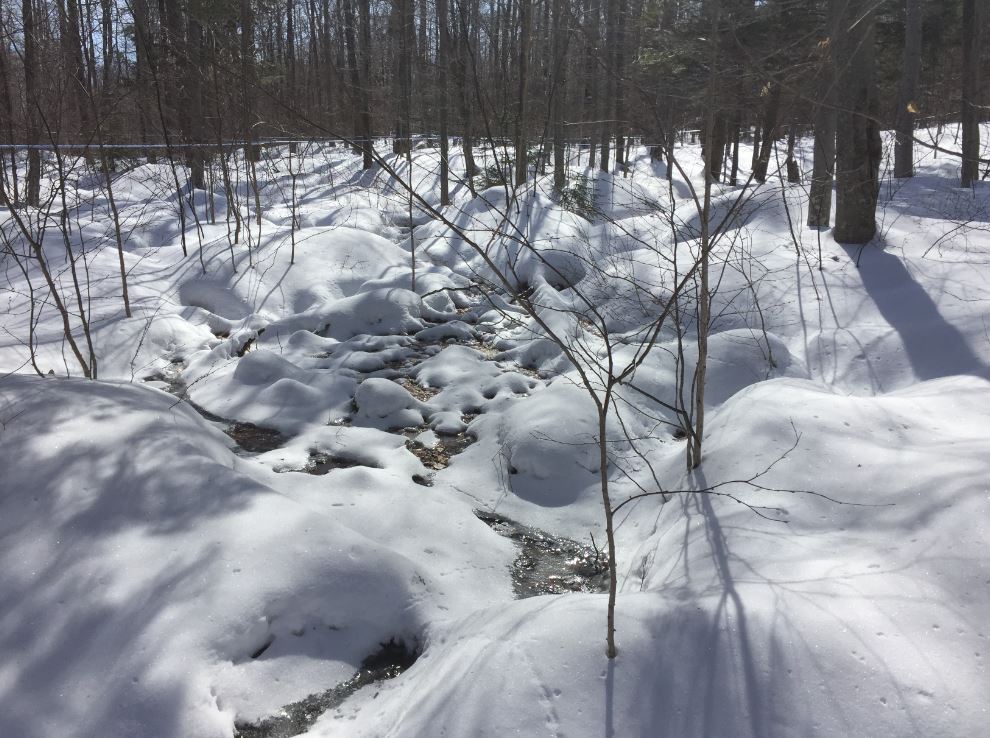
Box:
[1,133,988,737]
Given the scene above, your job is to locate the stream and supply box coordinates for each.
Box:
[150,290,608,736]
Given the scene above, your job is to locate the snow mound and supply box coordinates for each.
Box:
[353,378,427,430]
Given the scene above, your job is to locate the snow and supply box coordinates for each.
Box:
[1,130,989,737]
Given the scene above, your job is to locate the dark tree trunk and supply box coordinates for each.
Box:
[59,0,92,138]
[707,115,727,182]
[750,118,760,172]
[613,0,627,172]
[600,0,619,172]
[0,11,19,203]
[729,113,740,185]
[808,0,838,228]
[753,82,780,183]
[785,122,800,183]
[132,0,156,161]
[358,0,374,168]
[453,0,477,185]
[23,0,41,207]
[287,0,297,110]
[585,0,600,169]
[241,0,261,160]
[834,0,881,244]
[514,0,532,185]
[392,0,414,156]
[961,0,983,188]
[186,17,207,189]
[437,0,450,204]
[894,0,922,178]
[342,0,362,151]
[551,0,567,191]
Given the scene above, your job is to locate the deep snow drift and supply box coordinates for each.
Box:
[1,133,988,737]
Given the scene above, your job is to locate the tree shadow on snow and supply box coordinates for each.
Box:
[843,240,990,383]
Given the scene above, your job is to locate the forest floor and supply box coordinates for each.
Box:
[1,130,988,737]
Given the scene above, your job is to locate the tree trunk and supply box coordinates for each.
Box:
[808,0,838,228]
[585,0,600,169]
[59,0,92,139]
[551,0,567,192]
[707,114,727,182]
[437,0,450,204]
[287,0,297,110]
[358,0,374,168]
[753,82,780,183]
[894,0,922,178]
[785,122,800,183]
[392,0,414,156]
[613,0,627,172]
[454,0,477,185]
[132,0,156,161]
[186,16,207,190]
[834,0,881,244]
[0,10,19,203]
[22,0,41,207]
[729,112,740,185]
[961,0,983,188]
[342,0,361,151]
[599,0,619,173]
[514,0,532,185]
[241,0,261,160]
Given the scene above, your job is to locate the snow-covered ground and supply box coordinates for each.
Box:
[1,131,988,737]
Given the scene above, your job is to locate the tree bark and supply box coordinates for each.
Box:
[753,81,780,183]
[287,0,297,113]
[894,0,922,178]
[22,0,41,207]
[834,0,881,244]
[438,0,450,204]
[453,0,478,185]
[514,0,532,185]
[785,121,800,183]
[961,0,983,188]
[241,0,261,160]
[551,0,568,191]
[599,0,619,172]
[808,0,838,228]
[358,0,374,168]
[393,0,414,156]
[186,16,207,189]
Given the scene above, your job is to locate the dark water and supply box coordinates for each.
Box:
[302,450,367,474]
[234,638,419,738]
[474,511,609,598]
[226,422,287,453]
[143,362,287,453]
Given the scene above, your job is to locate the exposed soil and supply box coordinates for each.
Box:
[405,433,475,471]
[395,376,439,402]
